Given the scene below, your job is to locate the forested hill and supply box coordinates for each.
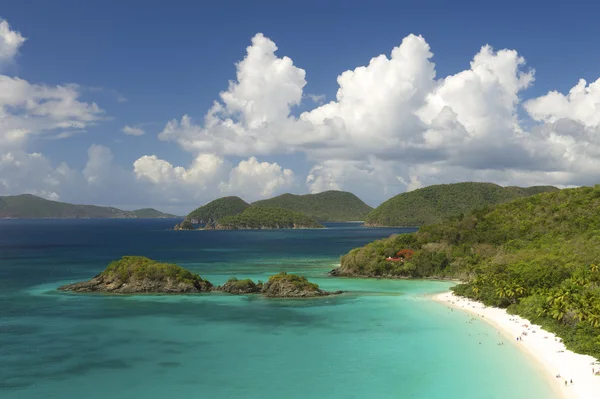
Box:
[216,206,323,229]
[364,182,559,227]
[252,191,372,222]
[185,196,250,224]
[338,186,600,358]
[0,194,176,219]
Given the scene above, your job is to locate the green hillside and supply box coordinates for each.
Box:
[186,196,250,224]
[0,194,176,219]
[364,182,558,226]
[252,190,372,222]
[339,186,600,358]
[217,206,323,229]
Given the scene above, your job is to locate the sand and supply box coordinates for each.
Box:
[434,292,600,399]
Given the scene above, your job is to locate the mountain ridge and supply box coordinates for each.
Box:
[364,182,559,227]
[252,190,372,222]
[0,194,177,219]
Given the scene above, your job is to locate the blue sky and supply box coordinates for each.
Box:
[1,0,599,213]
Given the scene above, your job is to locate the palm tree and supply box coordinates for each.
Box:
[505,285,516,301]
[496,286,507,298]
[515,286,527,296]
[550,304,566,322]
[587,312,600,328]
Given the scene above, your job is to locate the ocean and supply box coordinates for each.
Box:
[0,219,558,398]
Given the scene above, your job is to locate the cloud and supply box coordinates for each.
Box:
[3,19,600,212]
[306,158,406,205]
[220,156,295,200]
[133,153,226,187]
[0,19,25,66]
[158,33,309,156]
[0,19,104,164]
[133,153,295,203]
[122,125,145,136]
[524,78,600,127]
[0,76,104,149]
[149,32,600,203]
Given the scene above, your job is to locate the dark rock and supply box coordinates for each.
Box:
[173,220,195,230]
[328,268,341,276]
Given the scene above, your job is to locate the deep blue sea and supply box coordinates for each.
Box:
[0,220,558,398]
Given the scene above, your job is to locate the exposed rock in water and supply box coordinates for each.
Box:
[216,273,342,297]
[260,272,341,298]
[328,267,342,276]
[59,256,340,298]
[58,256,212,294]
[218,277,262,294]
[173,220,195,230]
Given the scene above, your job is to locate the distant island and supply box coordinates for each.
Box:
[174,190,371,230]
[336,185,600,359]
[252,190,372,222]
[216,206,323,229]
[0,194,177,219]
[186,196,250,225]
[364,182,558,227]
[59,256,339,298]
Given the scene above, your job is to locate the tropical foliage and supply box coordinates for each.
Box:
[217,206,323,229]
[364,182,558,227]
[253,190,372,222]
[186,196,250,224]
[102,256,211,287]
[267,272,320,291]
[341,186,600,358]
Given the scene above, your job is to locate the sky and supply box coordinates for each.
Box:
[1,0,600,214]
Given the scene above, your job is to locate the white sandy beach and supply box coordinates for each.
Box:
[434,292,600,399]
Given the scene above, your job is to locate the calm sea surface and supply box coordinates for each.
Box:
[0,220,557,398]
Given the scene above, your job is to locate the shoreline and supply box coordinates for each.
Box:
[433,291,600,399]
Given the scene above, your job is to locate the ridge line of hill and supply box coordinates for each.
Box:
[0,194,177,219]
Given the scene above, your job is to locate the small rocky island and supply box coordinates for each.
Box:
[58,256,213,293]
[59,256,340,298]
[260,272,337,297]
[217,272,340,297]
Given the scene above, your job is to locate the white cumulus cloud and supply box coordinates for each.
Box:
[151,32,600,201]
[0,19,25,66]
[4,20,600,212]
[524,78,600,127]
[220,156,295,201]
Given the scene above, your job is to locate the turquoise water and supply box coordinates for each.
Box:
[0,220,558,398]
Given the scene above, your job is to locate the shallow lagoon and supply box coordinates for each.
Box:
[0,220,557,398]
